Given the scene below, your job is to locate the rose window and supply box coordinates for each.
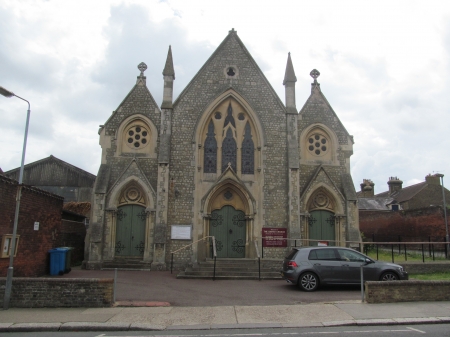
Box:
[126,125,149,149]
[308,134,328,156]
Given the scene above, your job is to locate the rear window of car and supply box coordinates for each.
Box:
[285,249,299,260]
[308,249,338,261]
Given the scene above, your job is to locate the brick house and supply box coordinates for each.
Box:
[86,29,360,270]
[358,174,450,242]
[0,175,64,277]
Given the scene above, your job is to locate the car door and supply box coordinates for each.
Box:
[337,249,377,283]
[309,248,342,283]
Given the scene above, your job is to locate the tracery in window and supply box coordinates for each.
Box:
[222,128,237,172]
[126,124,149,149]
[241,122,254,174]
[204,120,217,173]
[201,98,258,175]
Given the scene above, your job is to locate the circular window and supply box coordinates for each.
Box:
[238,113,245,121]
[125,124,149,149]
[227,67,236,76]
[215,112,222,120]
[307,133,329,156]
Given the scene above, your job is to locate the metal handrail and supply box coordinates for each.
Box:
[170,236,215,274]
[253,240,261,281]
[212,236,217,280]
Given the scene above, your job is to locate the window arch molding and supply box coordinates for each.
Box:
[193,89,265,176]
[299,124,339,166]
[116,114,158,157]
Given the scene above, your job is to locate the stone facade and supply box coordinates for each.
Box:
[86,29,360,270]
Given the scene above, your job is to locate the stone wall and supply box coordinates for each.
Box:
[0,175,64,277]
[0,278,113,308]
[401,262,450,274]
[365,280,450,303]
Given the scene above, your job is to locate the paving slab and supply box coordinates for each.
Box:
[235,304,354,324]
[107,306,237,326]
[0,308,114,323]
[335,301,450,319]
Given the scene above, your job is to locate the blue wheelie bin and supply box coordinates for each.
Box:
[48,248,68,275]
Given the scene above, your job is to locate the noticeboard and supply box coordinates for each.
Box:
[171,224,192,240]
[262,228,287,247]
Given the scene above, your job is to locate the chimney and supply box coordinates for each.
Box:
[360,179,375,197]
[387,176,403,195]
[425,174,441,186]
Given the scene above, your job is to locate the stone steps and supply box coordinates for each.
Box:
[102,258,152,270]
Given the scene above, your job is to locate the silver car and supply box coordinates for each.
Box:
[281,246,408,291]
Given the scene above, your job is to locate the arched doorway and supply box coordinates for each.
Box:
[210,205,246,258]
[115,204,146,257]
[308,210,335,246]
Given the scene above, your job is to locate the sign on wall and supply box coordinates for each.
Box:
[171,224,192,240]
[262,228,287,247]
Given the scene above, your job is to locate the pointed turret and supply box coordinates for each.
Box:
[283,53,297,115]
[161,45,175,109]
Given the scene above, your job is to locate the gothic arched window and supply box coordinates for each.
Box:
[241,122,254,174]
[222,128,237,172]
[204,120,217,173]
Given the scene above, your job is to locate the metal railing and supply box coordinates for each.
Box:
[253,239,261,281]
[170,236,216,277]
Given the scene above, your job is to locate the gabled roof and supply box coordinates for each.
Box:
[4,155,95,181]
[298,80,353,141]
[101,70,161,130]
[375,182,427,203]
[173,29,286,112]
[300,165,345,202]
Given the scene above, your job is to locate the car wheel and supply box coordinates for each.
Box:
[380,272,398,281]
[298,272,319,291]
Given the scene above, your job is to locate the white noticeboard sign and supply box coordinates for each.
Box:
[171,225,192,240]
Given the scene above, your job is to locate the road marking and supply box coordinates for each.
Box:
[406,327,426,334]
[95,328,425,337]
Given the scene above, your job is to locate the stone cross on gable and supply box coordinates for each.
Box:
[138,62,147,76]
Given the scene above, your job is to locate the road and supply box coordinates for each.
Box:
[4,324,450,336]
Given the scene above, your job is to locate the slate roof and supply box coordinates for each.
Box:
[375,182,427,203]
[358,197,393,210]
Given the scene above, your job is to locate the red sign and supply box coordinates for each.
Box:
[262,228,287,247]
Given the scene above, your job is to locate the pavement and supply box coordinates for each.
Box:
[0,269,449,332]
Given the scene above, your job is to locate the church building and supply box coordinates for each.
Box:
[85,29,360,270]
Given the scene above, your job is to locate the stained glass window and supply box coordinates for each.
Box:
[241,122,254,174]
[204,120,217,173]
[222,128,237,172]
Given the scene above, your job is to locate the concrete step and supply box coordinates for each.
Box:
[102,258,152,270]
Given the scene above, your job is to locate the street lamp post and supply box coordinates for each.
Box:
[435,173,449,257]
[0,86,31,310]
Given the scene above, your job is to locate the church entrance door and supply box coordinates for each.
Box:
[115,205,146,257]
[210,205,246,258]
[308,210,335,246]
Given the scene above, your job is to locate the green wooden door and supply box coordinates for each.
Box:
[115,205,146,257]
[210,205,246,258]
[308,210,335,246]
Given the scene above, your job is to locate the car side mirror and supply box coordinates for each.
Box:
[364,258,373,265]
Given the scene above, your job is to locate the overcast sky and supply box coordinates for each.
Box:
[1,0,450,194]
